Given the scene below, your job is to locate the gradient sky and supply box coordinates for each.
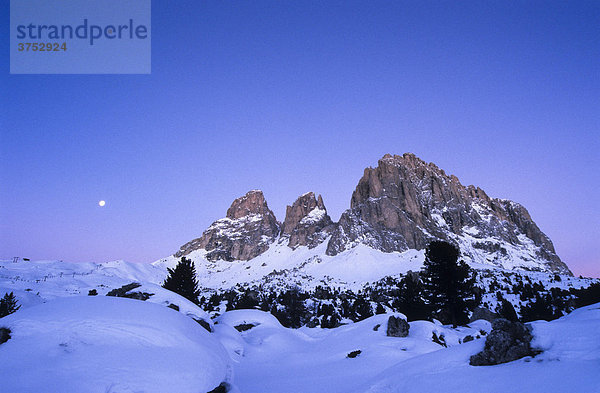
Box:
[1,1,598,277]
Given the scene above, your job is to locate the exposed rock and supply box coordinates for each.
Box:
[234,323,258,332]
[206,382,229,393]
[347,350,362,358]
[326,153,571,275]
[176,190,280,261]
[193,317,213,332]
[282,192,335,249]
[432,332,447,347]
[106,282,153,301]
[470,307,498,322]
[386,315,409,337]
[470,318,537,366]
[0,327,10,344]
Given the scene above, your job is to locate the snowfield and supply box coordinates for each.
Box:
[0,296,233,393]
[1,257,598,393]
[207,305,600,393]
[358,303,600,393]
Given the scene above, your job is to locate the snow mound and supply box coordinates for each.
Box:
[358,303,600,393]
[216,309,283,330]
[0,296,232,393]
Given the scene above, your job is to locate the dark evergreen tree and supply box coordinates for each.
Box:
[421,241,475,326]
[0,292,21,318]
[392,272,428,321]
[162,257,201,305]
[273,288,308,328]
[496,298,518,321]
[521,293,554,322]
[352,296,374,321]
[571,282,600,308]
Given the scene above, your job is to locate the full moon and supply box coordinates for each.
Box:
[98,200,106,207]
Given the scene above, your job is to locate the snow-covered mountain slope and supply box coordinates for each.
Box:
[154,239,592,295]
[156,239,424,291]
[0,258,214,327]
[0,296,233,393]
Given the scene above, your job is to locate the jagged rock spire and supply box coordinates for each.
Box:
[282,192,334,249]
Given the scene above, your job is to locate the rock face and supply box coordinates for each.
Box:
[470,318,537,366]
[0,327,10,345]
[282,192,334,249]
[386,316,410,337]
[175,190,280,261]
[172,153,570,275]
[326,153,571,275]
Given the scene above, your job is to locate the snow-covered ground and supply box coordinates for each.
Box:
[0,296,233,393]
[1,255,598,392]
[206,304,600,393]
[357,303,600,393]
[216,310,489,393]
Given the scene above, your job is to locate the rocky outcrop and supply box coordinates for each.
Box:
[470,307,498,323]
[470,318,537,366]
[386,316,409,337]
[282,192,335,249]
[0,327,10,345]
[175,190,280,261]
[326,153,571,275]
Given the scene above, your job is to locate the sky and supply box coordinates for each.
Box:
[1,1,598,277]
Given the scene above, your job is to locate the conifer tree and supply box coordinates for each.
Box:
[162,257,201,305]
[392,272,428,321]
[496,297,518,322]
[0,292,21,318]
[421,241,475,326]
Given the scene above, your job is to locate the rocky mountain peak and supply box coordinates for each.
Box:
[173,153,570,275]
[175,190,280,261]
[327,153,571,275]
[226,190,271,219]
[282,192,334,249]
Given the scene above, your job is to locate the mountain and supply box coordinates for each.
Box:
[175,190,280,261]
[327,153,569,274]
[166,153,571,290]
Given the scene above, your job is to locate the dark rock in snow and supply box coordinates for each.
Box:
[386,316,409,337]
[347,350,362,358]
[470,307,498,322]
[193,317,213,332]
[206,382,229,393]
[0,327,11,344]
[106,282,153,300]
[432,332,447,347]
[234,323,258,332]
[470,318,538,366]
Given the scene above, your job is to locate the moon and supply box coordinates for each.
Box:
[98,200,106,207]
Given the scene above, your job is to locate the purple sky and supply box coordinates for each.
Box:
[1,1,599,277]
